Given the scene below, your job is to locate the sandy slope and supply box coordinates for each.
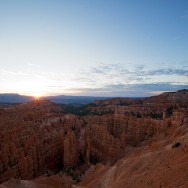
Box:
[0,174,75,188]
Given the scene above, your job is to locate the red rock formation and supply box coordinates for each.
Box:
[0,90,188,186]
[0,173,75,188]
[63,131,78,168]
[76,121,188,188]
[0,101,81,183]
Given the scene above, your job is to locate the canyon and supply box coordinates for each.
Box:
[0,90,188,188]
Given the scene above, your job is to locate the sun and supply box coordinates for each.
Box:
[31,90,44,100]
[32,93,43,100]
[34,95,41,100]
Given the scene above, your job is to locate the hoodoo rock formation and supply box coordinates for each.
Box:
[0,100,82,183]
[0,89,188,188]
[75,118,188,188]
[63,131,78,168]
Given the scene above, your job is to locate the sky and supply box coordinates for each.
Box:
[0,0,188,97]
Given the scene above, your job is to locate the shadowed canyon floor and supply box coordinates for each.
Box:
[0,90,188,187]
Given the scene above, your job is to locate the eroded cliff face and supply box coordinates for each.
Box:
[80,114,169,163]
[63,131,78,168]
[1,109,188,188]
[0,90,188,187]
[75,120,188,188]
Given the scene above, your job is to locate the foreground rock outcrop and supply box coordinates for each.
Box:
[0,173,75,188]
[75,121,188,188]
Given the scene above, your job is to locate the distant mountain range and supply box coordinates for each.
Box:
[0,94,34,103]
[0,93,108,104]
[0,89,187,104]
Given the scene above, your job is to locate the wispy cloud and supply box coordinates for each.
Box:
[1,63,187,97]
[63,64,188,96]
[0,69,30,76]
[144,68,188,76]
[75,64,188,87]
[51,83,188,97]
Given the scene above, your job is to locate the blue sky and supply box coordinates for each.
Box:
[0,0,188,97]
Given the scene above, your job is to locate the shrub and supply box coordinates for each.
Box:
[172,141,181,148]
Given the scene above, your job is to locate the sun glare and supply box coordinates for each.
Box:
[34,95,41,100]
[32,92,43,100]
